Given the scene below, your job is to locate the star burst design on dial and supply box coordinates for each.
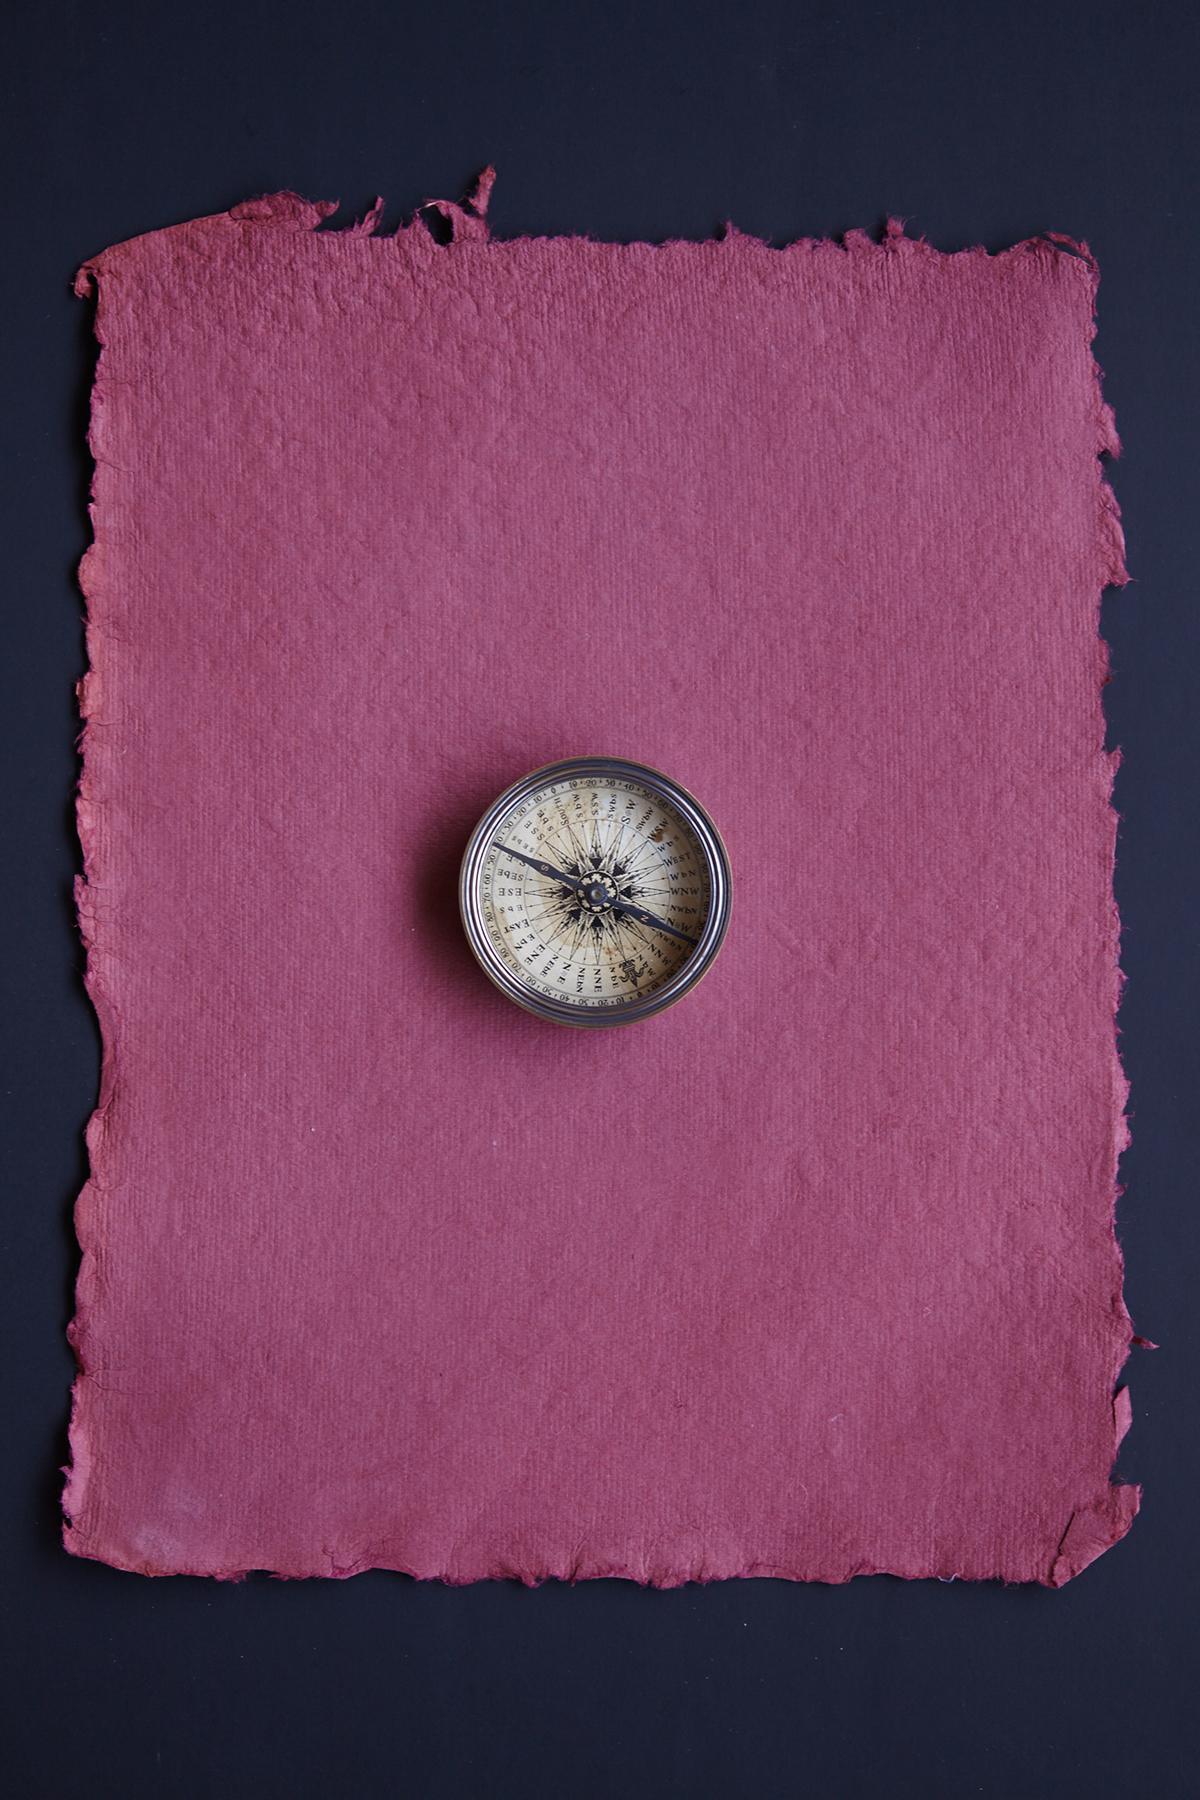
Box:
[562,836,640,929]
[537,830,662,983]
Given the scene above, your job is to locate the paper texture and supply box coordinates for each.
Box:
[66,177,1137,1583]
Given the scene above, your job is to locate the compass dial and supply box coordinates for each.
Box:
[459,758,732,1026]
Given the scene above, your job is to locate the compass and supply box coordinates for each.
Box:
[459,757,732,1026]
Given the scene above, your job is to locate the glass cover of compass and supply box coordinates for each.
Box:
[459,757,732,1026]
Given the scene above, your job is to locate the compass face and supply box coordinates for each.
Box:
[459,758,732,1026]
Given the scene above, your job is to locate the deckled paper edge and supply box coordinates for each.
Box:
[62,175,1143,1586]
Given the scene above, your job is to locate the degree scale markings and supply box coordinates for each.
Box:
[478,774,712,1009]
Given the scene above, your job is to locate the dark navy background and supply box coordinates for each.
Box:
[2,4,1195,1794]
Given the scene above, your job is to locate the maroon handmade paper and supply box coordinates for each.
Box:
[66,176,1138,1583]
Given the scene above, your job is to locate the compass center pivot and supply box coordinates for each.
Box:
[581,876,616,912]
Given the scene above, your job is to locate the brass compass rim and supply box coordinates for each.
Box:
[458,756,733,1028]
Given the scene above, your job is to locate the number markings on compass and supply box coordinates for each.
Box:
[478,776,712,1011]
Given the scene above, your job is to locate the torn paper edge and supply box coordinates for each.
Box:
[1039,233,1142,1587]
[63,175,1144,1586]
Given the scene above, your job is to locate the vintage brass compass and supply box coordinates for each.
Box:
[459,757,732,1026]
